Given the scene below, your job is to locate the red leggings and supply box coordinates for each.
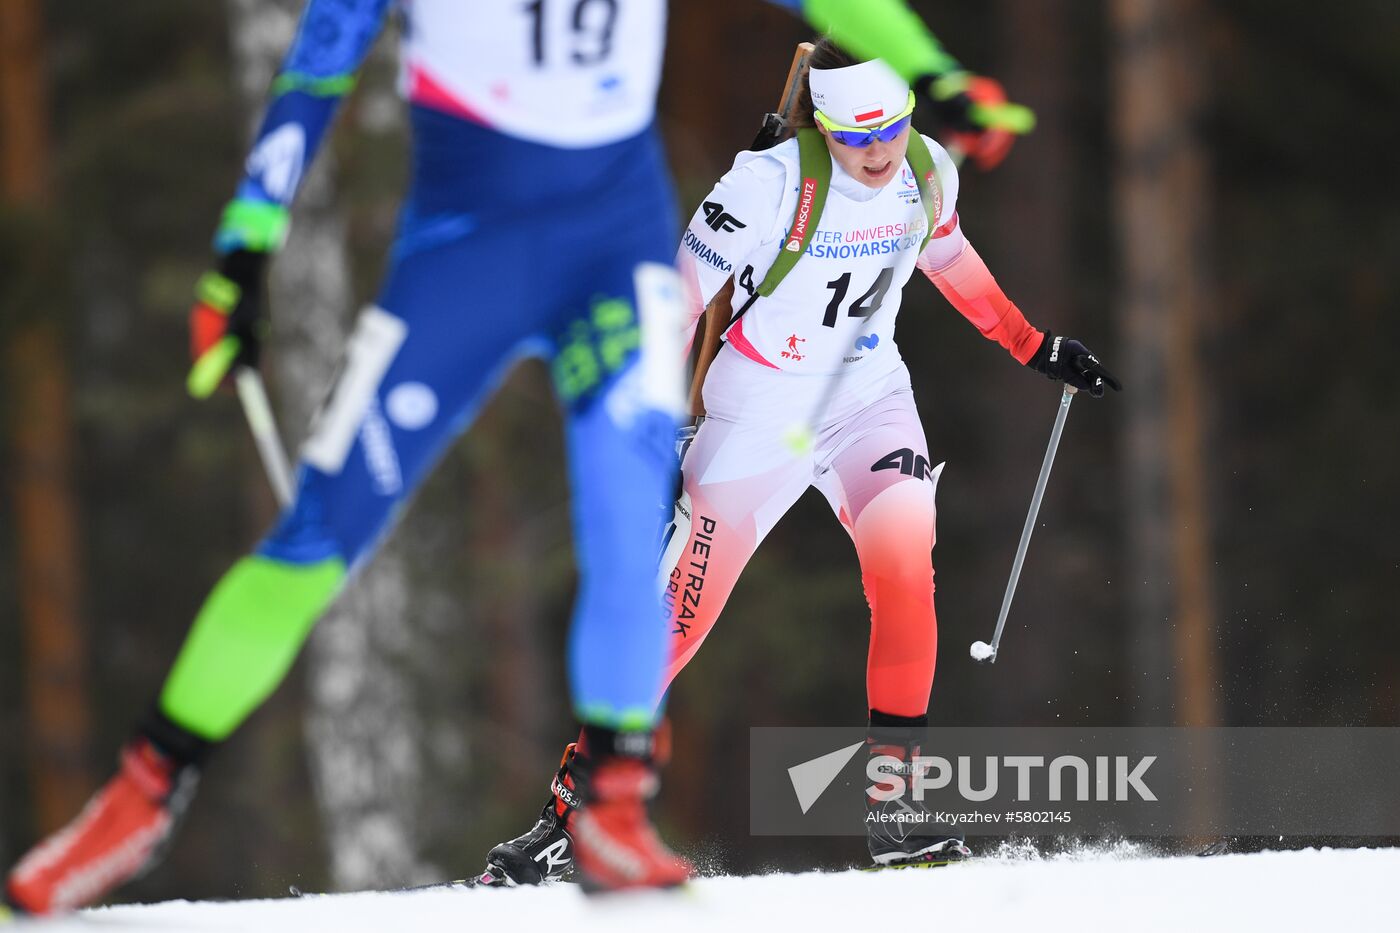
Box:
[658,355,941,717]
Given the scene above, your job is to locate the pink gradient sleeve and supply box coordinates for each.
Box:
[917,222,1045,365]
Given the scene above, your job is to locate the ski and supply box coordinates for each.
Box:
[290,866,512,899]
[393,872,498,893]
[861,846,971,873]
[861,858,965,873]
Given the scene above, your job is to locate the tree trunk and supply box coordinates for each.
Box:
[223,0,435,888]
[1109,0,1220,728]
[987,0,1084,711]
[0,0,95,835]
[992,0,1075,325]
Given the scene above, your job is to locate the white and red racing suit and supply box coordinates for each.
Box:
[664,132,1044,717]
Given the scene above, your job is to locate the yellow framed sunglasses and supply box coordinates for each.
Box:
[814,91,917,147]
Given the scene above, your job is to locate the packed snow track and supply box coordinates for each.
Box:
[25,846,1395,931]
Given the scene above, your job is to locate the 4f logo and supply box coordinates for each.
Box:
[872,448,933,480]
[702,201,747,233]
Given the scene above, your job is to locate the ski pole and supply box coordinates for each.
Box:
[234,366,294,507]
[971,385,1076,664]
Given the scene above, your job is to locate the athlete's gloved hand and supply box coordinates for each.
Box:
[1027,332,1122,398]
[917,73,1035,172]
[186,199,288,399]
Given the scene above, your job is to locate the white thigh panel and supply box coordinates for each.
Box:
[302,307,408,475]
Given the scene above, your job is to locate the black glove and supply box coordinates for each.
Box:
[919,75,979,133]
[187,249,269,398]
[914,73,1036,171]
[1027,332,1122,398]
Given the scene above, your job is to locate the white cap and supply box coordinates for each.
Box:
[809,59,910,128]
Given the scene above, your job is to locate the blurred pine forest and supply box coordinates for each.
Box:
[2,0,1399,900]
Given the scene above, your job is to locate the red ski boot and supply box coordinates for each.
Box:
[4,737,199,914]
[566,728,691,893]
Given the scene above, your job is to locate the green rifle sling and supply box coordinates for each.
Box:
[752,126,941,299]
[754,128,834,296]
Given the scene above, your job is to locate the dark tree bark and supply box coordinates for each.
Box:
[986,0,1086,711]
[1110,0,1220,727]
[0,0,95,835]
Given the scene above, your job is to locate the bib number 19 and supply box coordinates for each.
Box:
[523,0,619,67]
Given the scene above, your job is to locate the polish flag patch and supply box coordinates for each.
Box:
[853,103,885,123]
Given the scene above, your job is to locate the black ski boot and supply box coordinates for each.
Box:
[864,713,971,867]
[482,743,583,885]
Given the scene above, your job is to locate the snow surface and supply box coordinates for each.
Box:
[27,846,1397,932]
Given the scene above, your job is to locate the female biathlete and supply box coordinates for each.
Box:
[483,39,1119,882]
